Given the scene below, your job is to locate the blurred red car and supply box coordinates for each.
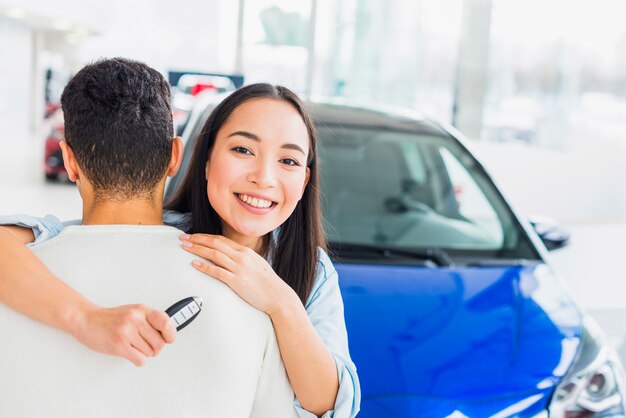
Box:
[44,108,67,181]
[172,75,235,135]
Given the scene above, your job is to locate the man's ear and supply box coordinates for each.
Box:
[59,141,80,182]
[166,136,184,177]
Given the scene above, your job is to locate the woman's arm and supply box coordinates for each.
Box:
[182,234,341,416]
[267,287,340,416]
[3,225,35,244]
[293,251,360,418]
[0,226,176,365]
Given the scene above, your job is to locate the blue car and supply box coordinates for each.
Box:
[169,93,626,418]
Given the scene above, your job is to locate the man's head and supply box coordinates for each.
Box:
[60,58,181,202]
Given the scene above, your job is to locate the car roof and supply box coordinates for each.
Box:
[306,100,448,137]
[188,89,449,138]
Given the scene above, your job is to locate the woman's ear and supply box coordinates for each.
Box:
[59,141,80,182]
[205,160,210,181]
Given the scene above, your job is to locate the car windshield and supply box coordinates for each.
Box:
[317,125,538,261]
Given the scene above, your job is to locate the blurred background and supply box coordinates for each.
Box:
[1,0,625,359]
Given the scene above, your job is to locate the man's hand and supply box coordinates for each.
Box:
[70,304,177,366]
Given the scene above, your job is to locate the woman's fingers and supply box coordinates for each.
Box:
[181,239,238,272]
[130,332,155,358]
[75,304,176,367]
[182,234,282,314]
[182,233,243,256]
[124,346,147,367]
[191,260,236,285]
[138,316,172,356]
[146,309,177,344]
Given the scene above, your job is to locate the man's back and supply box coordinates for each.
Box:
[0,225,297,418]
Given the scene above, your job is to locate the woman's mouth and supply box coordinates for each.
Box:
[235,193,277,209]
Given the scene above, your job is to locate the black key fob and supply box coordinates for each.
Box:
[166,297,203,331]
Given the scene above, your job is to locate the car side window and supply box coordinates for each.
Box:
[438,147,504,246]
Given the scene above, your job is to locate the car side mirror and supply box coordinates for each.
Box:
[528,216,570,251]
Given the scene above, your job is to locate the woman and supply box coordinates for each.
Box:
[0,83,360,418]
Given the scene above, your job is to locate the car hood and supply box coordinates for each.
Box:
[338,262,582,417]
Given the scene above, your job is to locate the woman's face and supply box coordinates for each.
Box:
[206,98,311,246]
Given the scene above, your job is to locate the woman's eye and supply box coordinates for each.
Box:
[232,146,253,155]
[281,158,300,167]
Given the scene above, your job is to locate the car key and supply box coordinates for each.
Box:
[166,296,203,331]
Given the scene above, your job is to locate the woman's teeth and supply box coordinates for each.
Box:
[237,193,274,209]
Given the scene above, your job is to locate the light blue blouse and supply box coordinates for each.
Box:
[0,212,361,418]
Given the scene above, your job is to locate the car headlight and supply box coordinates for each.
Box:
[549,316,626,417]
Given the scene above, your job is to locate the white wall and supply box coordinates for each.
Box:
[0,0,225,142]
[76,0,224,76]
[0,0,108,32]
[470,140,626,223]
[0,17,32,141]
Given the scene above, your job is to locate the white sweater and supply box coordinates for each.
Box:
[0,225,297,418]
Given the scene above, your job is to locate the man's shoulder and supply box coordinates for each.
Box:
[44,224,184,238]
[32,224,271,324]
[30,224,199,290]
[31,224,205,288]
[32,224,185,253]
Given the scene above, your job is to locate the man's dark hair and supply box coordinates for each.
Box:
[61,57,174,200]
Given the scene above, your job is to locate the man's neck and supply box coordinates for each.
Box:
[82,199,164,226]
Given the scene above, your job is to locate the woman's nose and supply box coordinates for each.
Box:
[248,158,277,188]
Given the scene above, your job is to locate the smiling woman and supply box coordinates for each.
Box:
[204,98,311,248]
[165,84,360,417]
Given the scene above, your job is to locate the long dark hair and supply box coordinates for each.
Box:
[166,83,326,304]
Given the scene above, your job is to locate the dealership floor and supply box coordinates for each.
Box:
[3,137,626,365]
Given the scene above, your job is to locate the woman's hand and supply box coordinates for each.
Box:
[181,233,341,415]
[70,303,177,367]
[180,234,291,314]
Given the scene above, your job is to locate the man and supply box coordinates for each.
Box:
[0,58,296,418]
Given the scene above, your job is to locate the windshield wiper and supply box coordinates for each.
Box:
[328,242,453,267]
[462,258,539,267]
